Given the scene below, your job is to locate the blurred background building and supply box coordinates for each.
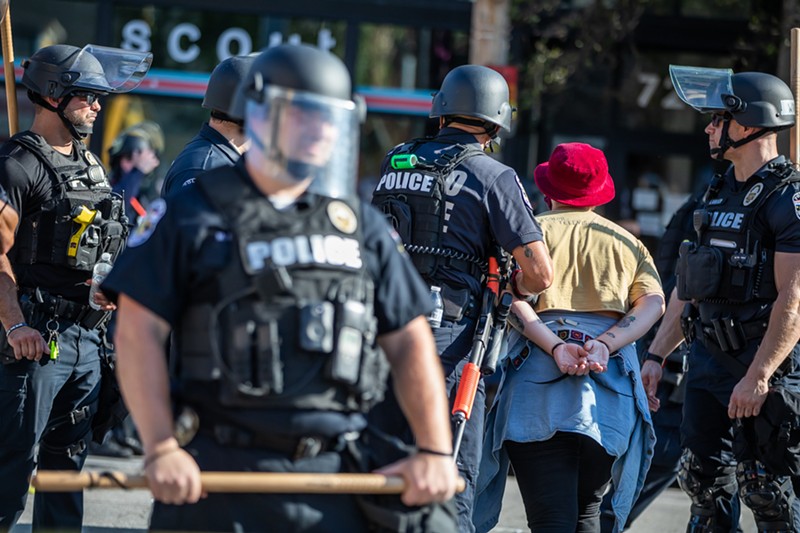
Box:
[0,0,796,255]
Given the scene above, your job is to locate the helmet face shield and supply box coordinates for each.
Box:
[669,65,734,113]
[72,45,152,94]
[245,86,360,199]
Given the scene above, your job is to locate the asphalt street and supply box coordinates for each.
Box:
[12,454,758,533]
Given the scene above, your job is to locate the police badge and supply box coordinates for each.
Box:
[742,182,763,206]
[327,200,357,234]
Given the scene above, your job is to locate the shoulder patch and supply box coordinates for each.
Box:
[743,182,764,206]
[128,199,167,247]
[327,200,358,234]
[793,192,800,221]
[514,174,533,213]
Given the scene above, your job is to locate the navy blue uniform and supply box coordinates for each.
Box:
[160,123,241,197]
[0,133,108,531]
[102,159,438,532]
[370,127,544,532]
[681,157,800,531]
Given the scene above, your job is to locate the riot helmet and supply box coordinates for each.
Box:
[22,44,152,138]
[240,44,361,199]
[670,65,795,159]
[430,65,514,134]
[202,55,256,124]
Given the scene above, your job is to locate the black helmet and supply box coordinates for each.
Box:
[22,44,112,99]
[430,65,513,133]
[723,72,795,130]
[202,55,256,118]
[229,44,355,122]
[108,131,151,162]
[240,44,361,198]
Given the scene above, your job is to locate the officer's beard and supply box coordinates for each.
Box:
[60,108,95,138]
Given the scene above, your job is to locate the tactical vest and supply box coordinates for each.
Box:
[177,166,387,413]
[676,162,800,306]
[8,133,128,271]
[371,139,486,283]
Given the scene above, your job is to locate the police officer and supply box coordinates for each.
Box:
[643,66,800,532]
[160,54,254,196]
[109,127,161,223]
[102,44,458,532]
[0,43,151,530]
[370,64,553,531]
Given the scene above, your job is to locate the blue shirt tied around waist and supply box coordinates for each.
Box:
[474,311,655,533]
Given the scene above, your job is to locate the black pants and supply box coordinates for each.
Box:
[150,433,370,533]
[506,432,615,533]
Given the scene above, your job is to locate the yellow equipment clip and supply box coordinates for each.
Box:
[68,206,97,258]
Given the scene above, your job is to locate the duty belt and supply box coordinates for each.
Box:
[201,424,358,461]
[698,317,768,353]
[20,287,110,330]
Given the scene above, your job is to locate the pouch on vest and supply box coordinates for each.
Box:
[218,303,283,405]
[676,242,723,300]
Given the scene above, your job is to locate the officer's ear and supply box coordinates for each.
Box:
[42,95,60,108]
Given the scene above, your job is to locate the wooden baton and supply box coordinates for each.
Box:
[0,0,17,136]
[32,471,467,494]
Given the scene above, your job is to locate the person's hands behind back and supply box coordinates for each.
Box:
[553,342,590,375]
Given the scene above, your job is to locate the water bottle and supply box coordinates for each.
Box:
[428,285,443,328]
[88,253,113,310]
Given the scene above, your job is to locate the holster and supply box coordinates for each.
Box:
[702,317,767,353]
[440,285,478,322]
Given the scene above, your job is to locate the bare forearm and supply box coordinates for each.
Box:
[380,316,453,453]
[508,300,563,356]
[115,296,176,455]
[597,293,665,352]
[647,287,689,357]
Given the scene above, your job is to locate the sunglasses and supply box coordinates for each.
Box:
[71,91,102,105]
[711,112,732,127]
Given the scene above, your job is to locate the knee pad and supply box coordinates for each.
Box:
[678,449,736,532]
[736,460,795,531]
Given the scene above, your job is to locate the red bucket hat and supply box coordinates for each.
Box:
[533,142,615,207]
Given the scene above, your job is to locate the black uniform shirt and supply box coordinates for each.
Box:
[702,155,800,323]
[375,127,544,296]
[160,123,241,197]
[0,131,98,300]
[104,158,433,335]
[104,160,434,437]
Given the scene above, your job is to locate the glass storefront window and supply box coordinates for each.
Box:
[356,24,468,90]
[112,6,348,71]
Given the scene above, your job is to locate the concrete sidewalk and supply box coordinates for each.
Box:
[12,455,758,532]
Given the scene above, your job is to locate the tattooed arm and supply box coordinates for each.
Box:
[508,299,591,375]
[511,241,553,295]
[583,293,665,370]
